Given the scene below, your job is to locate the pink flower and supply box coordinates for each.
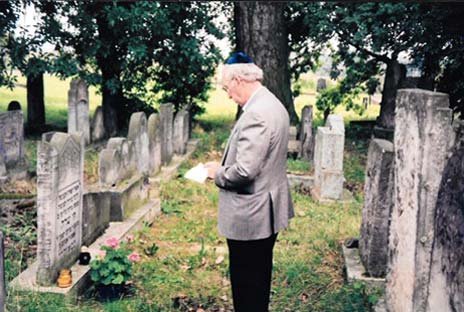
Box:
[127,252,141,263]
[97,250,106,260]
[105,237,119,248]
[126,234,135,243]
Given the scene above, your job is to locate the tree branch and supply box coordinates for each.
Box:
[336,29,391,63]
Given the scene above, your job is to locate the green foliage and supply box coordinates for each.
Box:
[90,238,140,286]
[0,1,21,88]
[287,158,312,173]
[316,83,365,117]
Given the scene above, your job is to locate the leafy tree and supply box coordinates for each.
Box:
[36,1,222,135]
[0,1,20,89]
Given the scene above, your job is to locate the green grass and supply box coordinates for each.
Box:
[3,74,380,311]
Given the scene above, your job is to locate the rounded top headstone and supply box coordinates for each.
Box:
[7,101,21,111]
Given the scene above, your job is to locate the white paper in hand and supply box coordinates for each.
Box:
[184,163,208,183]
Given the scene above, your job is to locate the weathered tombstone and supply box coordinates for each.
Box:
[0,110,24,168]
[426,127,464,312]
[91,106,105,142]
[182,110,190,147]
[362,97,368,110]
[316,78,327,92]
[36,132,84,285]
[298,105,313,161]
[173,110,188,155]
[68,78,90,144]
[0,156,6,179]
[7,100,21,111]
[386,89,453,312]
[148,113,161,174]
[159,103,174,165]
[0,231,5,312]
[311,114,345,201]
[359,138,394,277]
[99,148,122,186]
[128,112,149,176]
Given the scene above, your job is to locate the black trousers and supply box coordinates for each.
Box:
[226,233,278,312]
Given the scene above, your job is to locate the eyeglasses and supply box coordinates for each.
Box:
[222,77,238,93]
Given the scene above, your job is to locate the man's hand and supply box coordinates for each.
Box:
[204,161,220,179]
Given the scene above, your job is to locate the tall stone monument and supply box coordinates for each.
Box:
[173,110,188,155]
[386,89,453,312]
[148,113,161,175]
[91,106,105,142]
[36,132,84,285]
[0,110,24,169]
[159,103,174,165]
[311,114,345,201]
[128,112,149,176]
[298,105,313,161]
[68,78,90,144]
[359,138,394,277]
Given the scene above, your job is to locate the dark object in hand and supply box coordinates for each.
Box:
[79,252,91,265]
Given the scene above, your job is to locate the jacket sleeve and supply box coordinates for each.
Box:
[214,111,270,190]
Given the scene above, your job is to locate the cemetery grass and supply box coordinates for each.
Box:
[4,113,382,311]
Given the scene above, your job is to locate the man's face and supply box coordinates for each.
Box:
[221,70,245,105]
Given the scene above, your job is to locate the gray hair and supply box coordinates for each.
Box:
[222,63,264,82]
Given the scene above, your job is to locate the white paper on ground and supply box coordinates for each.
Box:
[184,163,208,183]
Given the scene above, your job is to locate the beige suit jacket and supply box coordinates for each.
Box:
[214,87,294,240]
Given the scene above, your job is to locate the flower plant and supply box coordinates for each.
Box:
[90,236,140,286]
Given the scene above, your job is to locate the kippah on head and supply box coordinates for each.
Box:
[226,51,254,64]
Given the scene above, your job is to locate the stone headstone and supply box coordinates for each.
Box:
[128,112,149,176]
[0,110,24,168]
[299,105,313,161]
[0,231,5,312]
[173,110,188,155]
[148,113,161,174]
[316,78,327,92]
[312,114,345,201]
[36,132,84,285]
[68,78,90,144]
[326,114,345,135]
[386,89,453,312]
[7,100,21,111]
[289,126,297,140]
[99,137,135,186]
[182,110,190,146]
[359,138,394,278]
[426,129,464,312]
[159,103,174,165]
[91,106,105,142]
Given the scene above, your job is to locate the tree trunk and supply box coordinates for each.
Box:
[377,59,405,129]
[26,71,45,132]
[234,2,298,125]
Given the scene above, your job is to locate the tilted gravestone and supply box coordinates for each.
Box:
[68,78,90,144]
[99,137,135,186]
[312,114,345,201]
[359,138,394,278]
[298,105,313,161]
[386,89,453,312]
[91,106,105,142]
[36,132,84,285]
[173,110,188,155]
[316,78,327,92]
[128,112,149,176]
[148,113,161,175]
[426,124,464,312]
[159,103,174,165]
[0,231,5,312]
[0,110,24,168]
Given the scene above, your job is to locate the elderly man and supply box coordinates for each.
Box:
[205,52,294,312]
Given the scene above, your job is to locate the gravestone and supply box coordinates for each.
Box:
[316,78,327,92]
[91,106,105,142]
[159,103,174,165]
[426,125,464,312]
[99,137,135,186]
[68,78,90,144]
[128,112,149,176]
[312,114,345,201]
[386,89,453,312]
[0,231,5,312]
[148,113,161,174]
[36,132,84,285]
[298,105,313,161]
[173,110,188,155]
[182,111,190,147]
[7,100,21,111]
[359,138,394,278]
[0,110,24,168]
